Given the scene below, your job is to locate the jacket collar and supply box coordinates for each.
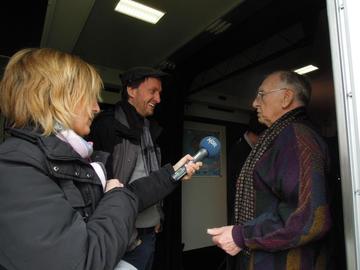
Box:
[7,127,87,163]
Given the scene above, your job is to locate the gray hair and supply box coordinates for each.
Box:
[271,70,312,106]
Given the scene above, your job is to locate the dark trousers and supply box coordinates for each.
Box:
[226,253,248,270]
[123,228,156,270]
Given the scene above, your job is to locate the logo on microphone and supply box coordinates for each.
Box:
[206,137,218,148]
[200,136,220,158]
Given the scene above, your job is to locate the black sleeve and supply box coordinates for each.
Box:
[126,164,178,211]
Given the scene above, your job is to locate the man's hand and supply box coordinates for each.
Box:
[207,226,241,256]
[155,223,162,233]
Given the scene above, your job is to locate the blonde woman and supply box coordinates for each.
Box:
[0,48,200,270]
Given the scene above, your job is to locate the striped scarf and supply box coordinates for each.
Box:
[141,118,160,174]
[234,107,307,241]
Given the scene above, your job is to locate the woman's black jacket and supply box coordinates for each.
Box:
[0,128,178,270]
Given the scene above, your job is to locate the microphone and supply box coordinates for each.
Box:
[172,136,221,181]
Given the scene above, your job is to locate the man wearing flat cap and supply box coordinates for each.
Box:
[89,66,168,270]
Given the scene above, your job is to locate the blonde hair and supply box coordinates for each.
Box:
[0,48,103,135]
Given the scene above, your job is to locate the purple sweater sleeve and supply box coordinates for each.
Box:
[232,225,246,249]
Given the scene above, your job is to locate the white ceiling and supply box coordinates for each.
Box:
[41,0,245,71]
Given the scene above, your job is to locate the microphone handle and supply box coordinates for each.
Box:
[172,148,208,181]
[172,166,187,181]
[192,148,208,162]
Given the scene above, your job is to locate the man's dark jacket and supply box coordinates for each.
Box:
[88,101,164,250]
[88,101,162,182]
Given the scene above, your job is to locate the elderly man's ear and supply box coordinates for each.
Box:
[281,89,295,108]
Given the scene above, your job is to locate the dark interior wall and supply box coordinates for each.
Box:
[152,73,189,270]
[0,1,47,57]
[308,72,337,136]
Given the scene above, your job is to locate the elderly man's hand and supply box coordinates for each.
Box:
[207,226,241,256]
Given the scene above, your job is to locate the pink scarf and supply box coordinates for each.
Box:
[56,129,106,191]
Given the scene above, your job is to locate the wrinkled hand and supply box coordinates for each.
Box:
[173,154,202,180]
[207,226,241,256]
[105,179,124,193]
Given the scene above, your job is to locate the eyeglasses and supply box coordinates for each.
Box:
[255,88,288,101]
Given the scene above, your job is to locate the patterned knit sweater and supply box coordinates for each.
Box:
[232,121,332,270]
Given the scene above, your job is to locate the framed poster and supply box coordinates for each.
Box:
[183,121,226,177]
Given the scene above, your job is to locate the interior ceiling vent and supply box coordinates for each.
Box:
[205,19,232,35]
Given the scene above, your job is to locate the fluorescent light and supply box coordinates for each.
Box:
[115,0,165,24]
[294,65,319,75]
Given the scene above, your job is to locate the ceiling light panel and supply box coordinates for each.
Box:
[115,0,165,24]
[294,65,319,75]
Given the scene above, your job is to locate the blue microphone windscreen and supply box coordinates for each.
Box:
[199,136,221,157]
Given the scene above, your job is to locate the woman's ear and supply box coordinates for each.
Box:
[282,89,295,108]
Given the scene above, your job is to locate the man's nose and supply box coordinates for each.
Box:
[252,98,259,109]
[154,92,161,103]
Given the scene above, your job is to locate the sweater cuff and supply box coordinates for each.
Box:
[232,225,245,249]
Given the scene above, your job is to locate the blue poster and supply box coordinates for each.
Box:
[183,128,221,177]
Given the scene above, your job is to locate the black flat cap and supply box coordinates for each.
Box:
[119,66,168,86]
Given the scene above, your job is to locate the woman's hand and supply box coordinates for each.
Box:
[105,179,124,192]
[173,154,202,181]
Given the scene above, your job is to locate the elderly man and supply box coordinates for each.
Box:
[208,70,332,270]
